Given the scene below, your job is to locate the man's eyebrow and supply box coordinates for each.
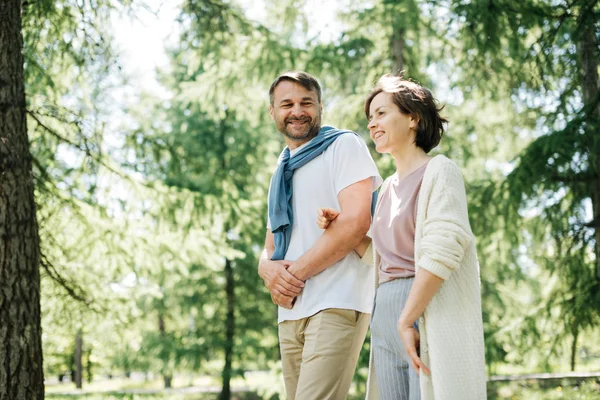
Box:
[278,96,317,105]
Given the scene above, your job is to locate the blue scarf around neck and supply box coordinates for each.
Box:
[268,125,377,260]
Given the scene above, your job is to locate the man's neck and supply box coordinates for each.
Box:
[286,137,311,150]
[284,126,322,150]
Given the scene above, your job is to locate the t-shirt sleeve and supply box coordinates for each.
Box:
[327,133,382,195]
[266,174,272,229]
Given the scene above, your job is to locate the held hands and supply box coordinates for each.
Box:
[270,292,294,310]
[316,207,341,229]
[397,320,431,376]
[265,206,339,309]
[259,259,305,309]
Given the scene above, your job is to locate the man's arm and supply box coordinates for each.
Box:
[258,230,305,309]
[354,236,372,258]
[317,207,372,258]
[287,177,372,281]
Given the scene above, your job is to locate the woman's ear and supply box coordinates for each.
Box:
[410,115,419,129]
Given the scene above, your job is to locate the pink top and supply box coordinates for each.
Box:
[372,161,429,284]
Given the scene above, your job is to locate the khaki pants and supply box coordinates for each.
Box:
[278,308,370,400]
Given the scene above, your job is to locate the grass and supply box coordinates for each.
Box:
[45,375,600,399]
[488,378,600,399]
[45,373,280,400]
[46,395,255,400]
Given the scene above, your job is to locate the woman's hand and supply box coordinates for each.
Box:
[397,322,431,376]
[316,207,340,229]
[316,207,371,258]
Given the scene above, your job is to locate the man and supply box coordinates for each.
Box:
[258,71,382,400]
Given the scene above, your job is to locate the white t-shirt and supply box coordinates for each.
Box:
[267,133,382,323]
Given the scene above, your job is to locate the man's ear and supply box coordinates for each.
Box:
[269,105,275,121]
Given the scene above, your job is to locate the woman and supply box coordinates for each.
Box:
[317,75,486,400]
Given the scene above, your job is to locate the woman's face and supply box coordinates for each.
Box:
[367,92,417,154]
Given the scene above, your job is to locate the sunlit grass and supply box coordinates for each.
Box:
[488,379,600,399]
[45,376,219,393]
[45,375,600,400]
[44,371,282,400]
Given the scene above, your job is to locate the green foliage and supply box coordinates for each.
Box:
[443,0,600,372]
[28,0,599,390]
[116,1,296,386]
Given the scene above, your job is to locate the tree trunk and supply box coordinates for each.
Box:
[578,16,600,281]
[86,348,93,383]
[391,27,405,73]
[74,332,83,389]
[158,313,172,389]
[217,117,235,400]
[570,324,579,371]
[0,1,45,399]
[220,258,235,400]
[163,374,172,389]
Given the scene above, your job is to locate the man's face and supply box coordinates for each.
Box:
[270,80,322,148]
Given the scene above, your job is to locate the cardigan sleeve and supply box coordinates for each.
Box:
[417,161,473,280]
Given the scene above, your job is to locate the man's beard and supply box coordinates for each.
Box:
[277,115,321,142]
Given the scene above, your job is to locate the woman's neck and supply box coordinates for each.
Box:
[392,147,430,180]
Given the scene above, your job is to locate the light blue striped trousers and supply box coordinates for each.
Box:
[371,277,421,400]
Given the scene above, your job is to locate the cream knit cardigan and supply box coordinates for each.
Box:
[364,155,487,400]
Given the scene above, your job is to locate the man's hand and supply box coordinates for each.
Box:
[258,231,304,309]
[259,259,305,307]
[270,292,295,309]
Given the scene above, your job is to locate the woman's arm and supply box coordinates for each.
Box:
[398,160,474,375]
[397,268,443,375]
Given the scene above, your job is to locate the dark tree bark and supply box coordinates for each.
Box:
[220,258,235,400]
[578,16,600,281]
[570,323,579,372]
[158,313,172,389]
[217,117,236,400]
[0,1,44,399]
[74,332,83,389]
[86,348,93,383]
